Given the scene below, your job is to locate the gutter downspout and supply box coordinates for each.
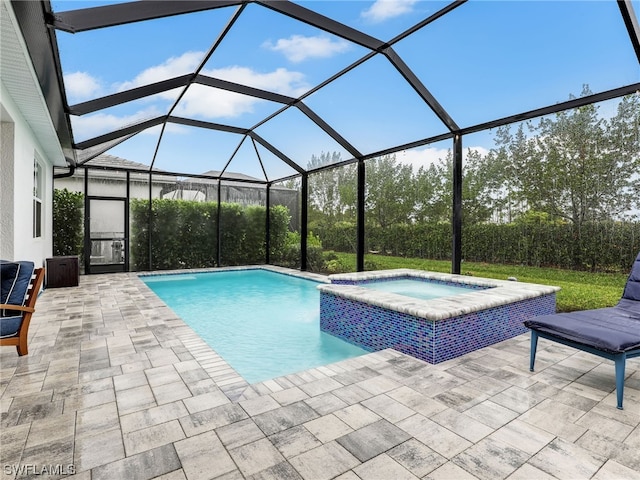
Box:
[53,158,76,179]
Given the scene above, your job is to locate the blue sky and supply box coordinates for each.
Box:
[52,0,639,180]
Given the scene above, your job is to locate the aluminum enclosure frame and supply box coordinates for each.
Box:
[10,0,640,274]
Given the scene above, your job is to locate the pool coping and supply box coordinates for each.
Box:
[319,269,561,321]
[136,264,330,283]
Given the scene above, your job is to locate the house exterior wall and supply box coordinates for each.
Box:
[55,171,164,200]
[0,81,54,266]
[1,113,15,258]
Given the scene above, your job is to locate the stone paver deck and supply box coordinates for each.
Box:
[1,269,639,480]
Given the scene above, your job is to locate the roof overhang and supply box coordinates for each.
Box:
[1,0,70,167]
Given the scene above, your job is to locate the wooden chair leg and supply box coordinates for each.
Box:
[16,337,28,356]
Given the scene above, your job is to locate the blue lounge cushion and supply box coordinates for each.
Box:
[0,315,22,338]
[524,307,640,354]
[525,251,640,355]
[621,252,640,302]
[1,260,35,317]
[526,252,640,409]
[1,261,20,304]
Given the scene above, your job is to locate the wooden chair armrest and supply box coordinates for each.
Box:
[0,304,35,313]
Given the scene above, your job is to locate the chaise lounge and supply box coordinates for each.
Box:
[0,260,45,356]
[524,252,640,409]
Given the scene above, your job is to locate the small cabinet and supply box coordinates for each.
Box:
[46,256,79,288]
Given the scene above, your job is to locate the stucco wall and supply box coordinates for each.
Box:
[55,173,164,200]
[1,114,15,258]
[0,81,53,266]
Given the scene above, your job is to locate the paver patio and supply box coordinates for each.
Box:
[1,270,639,479]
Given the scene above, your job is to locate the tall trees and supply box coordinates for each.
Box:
[486,123,533,223]
[413,162,449,223]
[304,91,639,257]
[460,148,501,224]
[307,151,355,229]
[364,155,415,228]
[493,89,640,225]
[482,89,640,267]
[608,93,640,210]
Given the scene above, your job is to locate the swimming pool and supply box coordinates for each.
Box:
[141,269,368,383]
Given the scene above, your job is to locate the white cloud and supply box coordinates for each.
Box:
[70,52,311,139]
[467,146,490,159]
[361,0,418,23]
[397,146,447,171]
[70,107,164,141]
[64,71,102,102]
[204,66,308,97]
[114,51,203,92]
[263,35,350,63]
[396,145,490,171]
[175,84,258,119]
[174,66,308,119]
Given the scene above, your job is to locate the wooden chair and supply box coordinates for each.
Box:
[0,266,45,356]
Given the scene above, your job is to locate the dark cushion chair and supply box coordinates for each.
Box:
[524,252,640,409]
[0,261,45,356]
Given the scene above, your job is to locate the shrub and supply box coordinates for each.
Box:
[130,199,290,271]
[53,188,83,258]
[273,230,325,271]
[317,220,639,273]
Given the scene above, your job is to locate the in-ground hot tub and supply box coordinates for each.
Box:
[318,269,560,364]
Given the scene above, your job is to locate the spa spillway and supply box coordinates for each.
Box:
[318,269,560,364]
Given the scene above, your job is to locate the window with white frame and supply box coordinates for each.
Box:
[33,156,43,238]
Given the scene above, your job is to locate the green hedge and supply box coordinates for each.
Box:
[130,199,291,271]
[271,231,325,272]
[317,221,640,272]
[55,187,638,273]
[53,188,84,257]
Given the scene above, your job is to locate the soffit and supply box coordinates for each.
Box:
[1,0,66,167]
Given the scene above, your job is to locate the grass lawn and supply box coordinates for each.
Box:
[330,252,628,312]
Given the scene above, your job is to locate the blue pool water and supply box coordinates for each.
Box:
[142,269,368,383]
[360,278,478,301]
